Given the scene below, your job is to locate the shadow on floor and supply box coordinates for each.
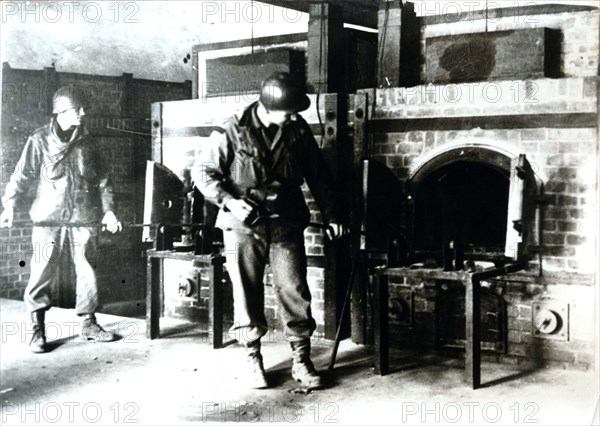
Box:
[479,368,541,388]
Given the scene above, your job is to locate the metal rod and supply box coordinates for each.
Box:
[328,248,361,370]
[11,222,203,229]
[12,221,339,235]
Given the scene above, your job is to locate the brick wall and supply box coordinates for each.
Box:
[0,64,191,314]
[358,5,598,369]
[366,80,597,277]
[421,5,599,79]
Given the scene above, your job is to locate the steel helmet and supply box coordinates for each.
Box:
[258,72,310,113]
[52,85,88,114]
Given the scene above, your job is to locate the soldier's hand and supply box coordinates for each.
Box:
[325,223,347,240]
[225,199,254,223]
[0,208,14,228]
[101,211,122,233]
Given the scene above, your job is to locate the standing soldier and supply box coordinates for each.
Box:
[193,72,344,389]
[0,85,122,353]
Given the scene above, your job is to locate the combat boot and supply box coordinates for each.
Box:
[80,314,116,342]
[29,310,47,354]
[290,339,322,389]
[244,339,268,389]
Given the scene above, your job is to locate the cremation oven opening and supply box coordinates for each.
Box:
[411,153,511,263]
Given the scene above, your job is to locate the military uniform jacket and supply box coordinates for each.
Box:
[192,102,337,232]
[2,117,114,224]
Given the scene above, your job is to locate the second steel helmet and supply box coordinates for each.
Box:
[52,85,89,114]
[258,72,310,113]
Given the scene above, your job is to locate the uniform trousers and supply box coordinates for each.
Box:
[222,220,316,344]
[24,226,99,315]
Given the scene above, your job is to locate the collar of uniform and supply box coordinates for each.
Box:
[248,101,272,133]
[238,102,259,129]
[245,102,283,151]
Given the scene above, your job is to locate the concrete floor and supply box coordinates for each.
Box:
[1,298,598,426]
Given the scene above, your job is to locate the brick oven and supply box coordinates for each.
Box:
[354,2,598,370]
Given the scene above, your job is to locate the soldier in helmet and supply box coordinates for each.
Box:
[0,85,122,353]
[192,72,345,389]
